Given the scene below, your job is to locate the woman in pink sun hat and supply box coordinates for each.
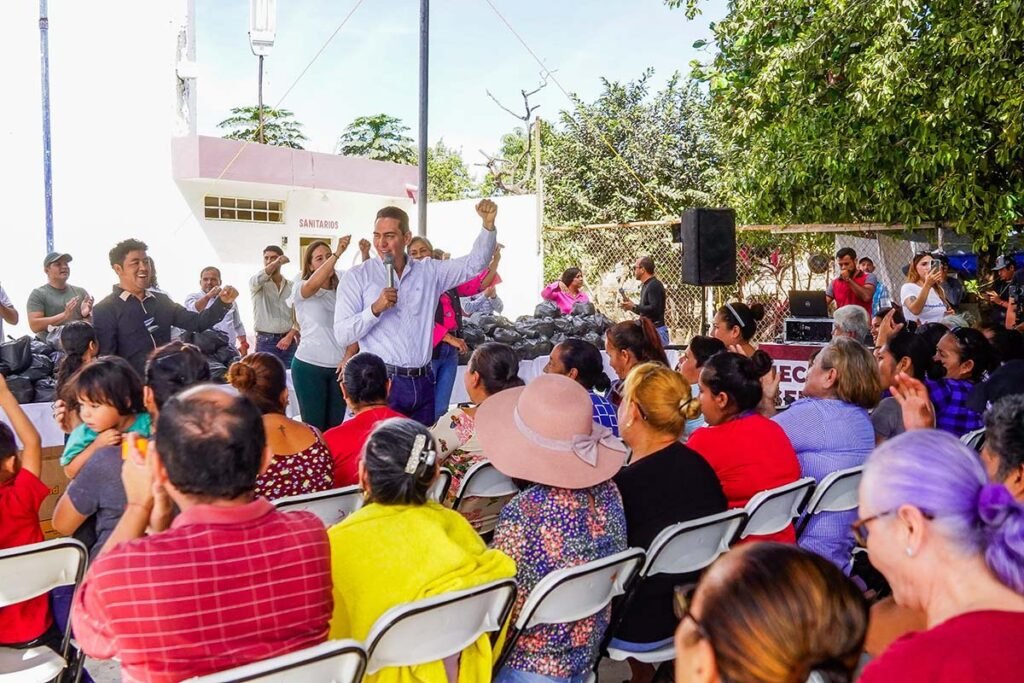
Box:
[476,373,628,683]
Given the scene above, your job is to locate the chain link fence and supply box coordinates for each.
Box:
[543,223,945,344]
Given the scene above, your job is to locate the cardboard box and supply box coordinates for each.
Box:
[39,445,70,522]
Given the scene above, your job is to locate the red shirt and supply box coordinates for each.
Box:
[829,270,873,314]
[860,611,1024,682]
[0,468,52,644]
[687,413,801,543]
[323,406,405,486]
[71,498,332,683]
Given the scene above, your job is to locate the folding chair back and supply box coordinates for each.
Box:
[364,578,517,675]
[185,640,367,683]
[740,477,815,540]
[428,469,452,503]
[0,538,88,683]
[274,485,364,527]
[643,509,748,576]
[451,461,519,534]
[797,466,864,537]
[495,548,645,674]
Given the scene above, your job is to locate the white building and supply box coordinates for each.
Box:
[2,0,540,342]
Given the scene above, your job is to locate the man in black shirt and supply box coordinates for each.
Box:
[620,255,669,345]
[92,239,239,376]
[984,255,1024,326]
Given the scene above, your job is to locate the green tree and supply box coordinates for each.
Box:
[542,69,718,226]
[426,140,476,201]
[336,114,416,164]
[217,106,307,149]
[681,0,1024,247]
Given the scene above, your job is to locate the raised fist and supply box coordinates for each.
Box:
[476,199,498,229]
[219,286,240,304]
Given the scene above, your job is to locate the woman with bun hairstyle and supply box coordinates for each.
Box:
[711,301,765,356]
[856,430,1024,681]
[226,352,334,500]
[327,418,515,683]
[430,342,524,507]
[543,337,619,435]
[605,318,669,407]
[676,335,727,438]
[688,351,800,542]
[541,267,590,315]
[323,352,404,486]
[674,543,868,683]
[611,363,727,681]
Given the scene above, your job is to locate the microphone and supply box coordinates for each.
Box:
[383,254,395,289]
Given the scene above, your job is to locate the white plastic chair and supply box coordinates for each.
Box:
[796,466,864,538]
[0,538,88,683]
[451,461,519,534]
[185,640,366,683]
[364,578,517,675]
[605,509,747,665]
[739,477,816,540]
[274,485,364,527]
[428,469,452,504]
[495,548,645,676]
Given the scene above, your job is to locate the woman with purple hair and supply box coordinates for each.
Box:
[856,430,1024,681]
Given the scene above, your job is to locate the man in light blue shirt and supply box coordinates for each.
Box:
[334,201,498,424]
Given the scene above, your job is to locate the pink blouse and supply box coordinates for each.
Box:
[541,281,590,315]
[433,268,492,347]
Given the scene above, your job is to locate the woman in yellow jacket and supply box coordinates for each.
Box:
[328,417,516,683]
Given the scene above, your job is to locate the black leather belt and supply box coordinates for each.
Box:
[385,364,431,378]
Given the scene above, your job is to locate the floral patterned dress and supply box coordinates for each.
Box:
[492,482,627,679]
[255,426,335,502]
[430,408,485,505]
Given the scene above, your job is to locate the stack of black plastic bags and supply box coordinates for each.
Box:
[458,301,612,364]
[0,329,238,404]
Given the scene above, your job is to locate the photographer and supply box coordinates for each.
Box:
[987,256,1024,329]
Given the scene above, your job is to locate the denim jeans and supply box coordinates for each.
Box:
[255,332,296,367]
[387,372,435,426]
[655,325,670,346]
[494,667,591,683]
[432,342,459,422]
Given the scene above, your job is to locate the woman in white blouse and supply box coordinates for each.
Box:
[901,252,952,324]
[291,237,350,430]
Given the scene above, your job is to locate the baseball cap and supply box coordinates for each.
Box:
[992,255,1017,271]
[967,359,1024,413]
[43,252,73,268]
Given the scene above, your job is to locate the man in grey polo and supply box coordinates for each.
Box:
[249,245,298,366]
[26,251,93,342]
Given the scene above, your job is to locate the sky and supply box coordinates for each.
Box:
[195,0,728,175]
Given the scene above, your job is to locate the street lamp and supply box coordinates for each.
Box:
[249,0,277,145]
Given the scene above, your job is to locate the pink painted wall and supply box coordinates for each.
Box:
[173,136,419,197]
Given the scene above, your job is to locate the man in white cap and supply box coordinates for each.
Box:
[26,251,93,341]
[985,255,1024,325]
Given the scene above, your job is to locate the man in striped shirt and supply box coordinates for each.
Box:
[71,385,332,683]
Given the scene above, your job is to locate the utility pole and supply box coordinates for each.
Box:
[39,0,54,253]
[417,0,429,236]
[249,0,276,145]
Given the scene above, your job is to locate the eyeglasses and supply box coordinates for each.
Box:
[851,508,935,546]
[673,584,710,641]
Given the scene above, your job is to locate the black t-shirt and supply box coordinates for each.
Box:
[612,440,727,643]
[636,277,666,327]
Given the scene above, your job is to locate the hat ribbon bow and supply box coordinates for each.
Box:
[513,407,626,467]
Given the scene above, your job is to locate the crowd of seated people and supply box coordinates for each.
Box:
[3,280,1024,683]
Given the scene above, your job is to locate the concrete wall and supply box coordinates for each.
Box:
[419,194,541,320]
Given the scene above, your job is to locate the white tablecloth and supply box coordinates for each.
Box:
[449,350,678,406]
[0,402,67,448]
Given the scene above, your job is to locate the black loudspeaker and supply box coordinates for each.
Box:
[681,208,736,286]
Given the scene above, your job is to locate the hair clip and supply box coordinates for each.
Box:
[405,434,426,474]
